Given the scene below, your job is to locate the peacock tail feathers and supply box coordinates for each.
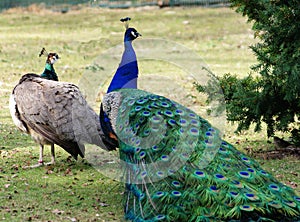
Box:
[102,88,300,222]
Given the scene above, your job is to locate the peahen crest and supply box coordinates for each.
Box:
[102,88,300,222]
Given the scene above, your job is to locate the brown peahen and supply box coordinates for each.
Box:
[100,20,300,221]
[9,49,116,168]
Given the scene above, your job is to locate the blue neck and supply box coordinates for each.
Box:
[40,63,58,81]
[107,41,138,93]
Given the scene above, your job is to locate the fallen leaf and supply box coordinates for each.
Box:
[99,202,109,207]
[45,169,54,174]
[52,209,64,215]
[64,168,72,176]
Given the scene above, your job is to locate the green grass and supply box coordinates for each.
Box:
[0,5,299,221]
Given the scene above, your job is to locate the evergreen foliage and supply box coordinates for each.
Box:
[198,0,300,145]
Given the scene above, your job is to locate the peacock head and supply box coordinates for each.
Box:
[39,47,60,65]
[124,27,141,42]
[120,17,141,42]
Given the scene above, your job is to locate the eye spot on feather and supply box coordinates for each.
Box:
[189,113,196,118]
[151,115,163,123]
[215,174,227,181]
[136,98,148,104]
[154,215,166,220]
[168,169,176,174]
[259,170,269,177]
[245,193,259,201]
[229,191,239,198]
[283,200,296,207]
[164,110,173,117]
[189,128,199,136]
[156,171,164,177]
[160,101,170,108]
[194,170,205,178]
[231,180,244,188]
[269,184,280,191]
[205,131,213,137]
[142,111,150,117]
[141,171,147,178]
[153,191,165,198]
[240,205,254,211]
[268,201,282,209]
[247,168,255,173]
[179,119,188,126]
[238,171,251,179]
[134,147,141,153]
[138,193,145,200]
[127,100,135,106]
[135,106,143,111]
[171,191,181,197]
[190,119,199,126]
[139,151,146,159]
[168,119,176,126]
[210,185,219,193]
[175,109,184,115]
[172,181,181,188]
[161,155,169,161]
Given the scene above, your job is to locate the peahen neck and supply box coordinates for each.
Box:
[107,40,138,93]
[40,63,58,81]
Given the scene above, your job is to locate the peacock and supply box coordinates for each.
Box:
[100,20,300,221]
[9,49,116,168]
[100,17,141,146]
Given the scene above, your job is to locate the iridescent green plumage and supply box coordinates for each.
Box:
[40,63,58,81]
[102,88,300,222]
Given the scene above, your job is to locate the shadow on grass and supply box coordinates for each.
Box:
[0,123,35,150]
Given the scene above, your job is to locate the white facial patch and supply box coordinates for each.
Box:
[131,31,137,38]
[50,56,58,64]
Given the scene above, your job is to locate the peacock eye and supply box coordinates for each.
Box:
[131,31,137,38]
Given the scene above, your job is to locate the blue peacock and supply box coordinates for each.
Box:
[100,19,300,221]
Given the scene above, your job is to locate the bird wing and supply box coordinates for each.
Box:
[12,74,109,158]
[103,88,300,221]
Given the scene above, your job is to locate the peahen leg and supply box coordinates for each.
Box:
[23,144,45,168]
[44,144,55,166]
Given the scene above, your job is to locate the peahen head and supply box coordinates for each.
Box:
[39,47,59,81]
[46,52,60,64]
[39,47,60,65]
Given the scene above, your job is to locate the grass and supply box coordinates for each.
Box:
[0,5,299,221]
